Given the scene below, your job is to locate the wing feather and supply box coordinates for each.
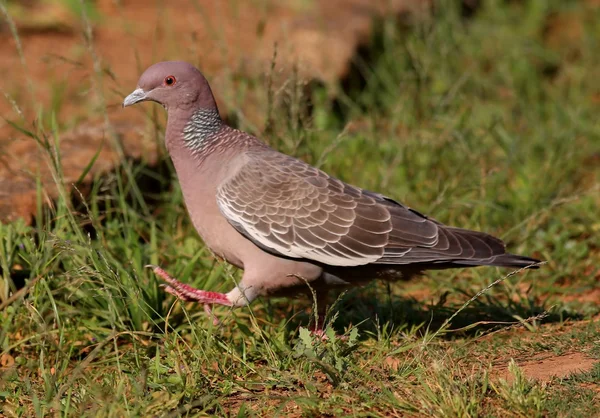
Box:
[216,150,510,267]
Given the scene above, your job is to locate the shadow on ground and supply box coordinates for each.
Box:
[280,283,581,340]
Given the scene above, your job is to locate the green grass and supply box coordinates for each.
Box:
[2,0,600,416]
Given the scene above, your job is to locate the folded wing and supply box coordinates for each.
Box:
[217,150,510,267]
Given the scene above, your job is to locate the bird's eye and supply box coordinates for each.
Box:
[164,76,176,86]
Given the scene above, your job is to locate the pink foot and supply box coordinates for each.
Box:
[308,311,346,341]
[309,312,331,340]
[309,328,347,341]
[147,265,232,306]
[162,284,195,301]
[147,265,231,325]
[203,303,221,326]
[309,315,326,334]
[310,328,329,340]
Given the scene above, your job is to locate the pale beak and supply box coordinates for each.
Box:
[123,88,147,107]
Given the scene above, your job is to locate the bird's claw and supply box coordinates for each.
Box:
[150,265,229,327]
[309,329,348,341]
[161,284,194,302]
[204,304,221,326]
[161,284,221,325]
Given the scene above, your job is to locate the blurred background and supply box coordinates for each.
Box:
[1,1,599,416]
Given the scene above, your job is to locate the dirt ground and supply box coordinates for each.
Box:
[498,352,595,382]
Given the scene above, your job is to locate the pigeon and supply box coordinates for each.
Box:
[123,61,539,331]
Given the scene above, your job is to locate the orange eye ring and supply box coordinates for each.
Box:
[164,75,176,86]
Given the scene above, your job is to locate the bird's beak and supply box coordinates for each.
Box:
[123,88,147,108]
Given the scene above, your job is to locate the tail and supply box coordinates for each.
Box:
[432,226,542,269]
[451,253,541,269]
[392,226,542,270]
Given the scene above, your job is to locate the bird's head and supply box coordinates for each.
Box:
[123,61,217,112]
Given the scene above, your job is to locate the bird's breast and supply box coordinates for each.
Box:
[170,149,248,268]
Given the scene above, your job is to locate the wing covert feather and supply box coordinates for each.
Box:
[216,150,507,266]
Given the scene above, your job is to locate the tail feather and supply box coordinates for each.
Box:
[434,253,541,269]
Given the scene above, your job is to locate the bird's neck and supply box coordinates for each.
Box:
[181,108,223,153]
[166,107,224,159]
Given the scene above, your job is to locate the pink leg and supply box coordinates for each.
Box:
[147,265,232,307]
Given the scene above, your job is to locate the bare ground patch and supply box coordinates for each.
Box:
[494,352,596,383]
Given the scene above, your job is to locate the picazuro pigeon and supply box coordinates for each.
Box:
[123,61,539,331]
